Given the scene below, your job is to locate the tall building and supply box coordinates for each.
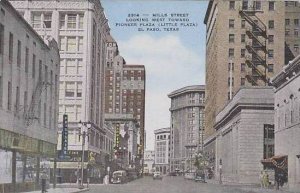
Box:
[104,37,146,169]
[168,85,205,172]
[0,0,59,191]
[154,128,170,175]
[271,55,300,192]
[203,0,287,155]
[143,150,155,175]
[285,1,300,58]
[9,0,111,183]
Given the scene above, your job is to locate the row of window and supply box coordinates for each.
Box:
[60,58,83,75]
[285,29,299,38]
[228,48,274,59]
[59,36,83,52]
[228,19,275,30]
[228,63,274,73]
[229,1,276,11]
[228,34,275,44]
[285,19,299,26]
[287,44,299,53]
[59,81,82,98]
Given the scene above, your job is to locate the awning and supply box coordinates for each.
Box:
[261,155,288,171]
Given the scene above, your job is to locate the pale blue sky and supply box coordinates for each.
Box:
[101,0,208,150]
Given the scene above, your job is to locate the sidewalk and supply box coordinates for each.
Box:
[20,187,89,193]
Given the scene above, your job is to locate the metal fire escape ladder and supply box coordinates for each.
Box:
[24,80,50,127]
[239,9,268,85]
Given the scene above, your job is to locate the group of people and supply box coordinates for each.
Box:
[259,170,287,190]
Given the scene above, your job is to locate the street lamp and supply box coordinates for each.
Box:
[78,121,92,189]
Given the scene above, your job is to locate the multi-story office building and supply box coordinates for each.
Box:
[0,0,59,191]
[105,37,146,168]
[154,128,170,174]
[285,1,300,58]
[143,150,155,175]
[9,0,111,183]
[271,55,300,192]
[202,1,300,169]
[168,85,205,172]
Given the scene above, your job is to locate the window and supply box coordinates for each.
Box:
[241,20,245,28]
[0,24,3,55]
[268,20,274,29]
[268,35,274,44]
[241,34,246,43]
[269,1,275,11]
[7,81,12,110]
[77,82,82,97]
[79,14,84,29]
[44,13,52,28]
[67,37,76,52]
[228,77,234,87]
[268,64,274,73]
[263,124,274,159]
[59,14,65,29]
[241,49,246,58]
[228,48,234,58]
[229,34,234,43]
[285,19,290,26]
[229,19,234,28]
[66,59,76,74]
[67,14,77,29]
[295,29,299,37]
[9,33,13,62]
[285,29,290,36]
[294,19,299,26]
[24,48,29,73]
[241,63,245,72]
[242,0,248,10]
[59,37,66,51]
[268,50,274,58]
[32,54,36,78]
[65,82,75,97]
[228,63,234,71]
[254,1,261,10]
[241,78,245,86]
[295,44,299,53]
[17,40,21,67]
[78,37,83,52]
[32,12,41,28]
[229,1,235,10]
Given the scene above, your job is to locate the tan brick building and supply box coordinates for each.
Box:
[204,0,288,140]
[105,36,146,164]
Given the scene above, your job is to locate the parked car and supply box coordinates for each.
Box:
[194,169,206,183]
[184,172,195,180]
[153,171,163,180]
[111,170,128,184]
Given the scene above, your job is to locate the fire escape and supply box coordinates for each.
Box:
[239,7,268,86]
[24,80,50,127]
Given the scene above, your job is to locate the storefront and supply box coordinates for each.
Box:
[0,128,56,193]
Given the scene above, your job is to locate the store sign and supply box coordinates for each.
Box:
[115,123,120,148]
[61,114,68,156]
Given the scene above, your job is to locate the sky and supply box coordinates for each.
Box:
[101,0,208,150]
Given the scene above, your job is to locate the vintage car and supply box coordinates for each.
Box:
[111,170,128,184]
[153,171,163,180]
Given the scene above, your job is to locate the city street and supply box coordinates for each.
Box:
[87,176,289,193]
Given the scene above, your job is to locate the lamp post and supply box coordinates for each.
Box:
[78,121,92,189]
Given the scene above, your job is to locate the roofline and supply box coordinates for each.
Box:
[154,127,170,134]
[168,85,205,98]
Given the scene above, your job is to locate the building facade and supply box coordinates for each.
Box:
[168,85,205,172]
[143,150,155,175]
[105,37,146,169]
[203,0,286,145]
[213,87,274,184]
[0,0,60,191]
[271,55,300,192]
[154,128,170,175]
[9,0,112,183]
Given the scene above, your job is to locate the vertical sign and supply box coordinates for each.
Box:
[61,114,68,156]
[115,123,120,148]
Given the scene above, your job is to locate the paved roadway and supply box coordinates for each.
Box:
[87,176,285,193]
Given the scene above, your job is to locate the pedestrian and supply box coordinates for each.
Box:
[262,171,269,188]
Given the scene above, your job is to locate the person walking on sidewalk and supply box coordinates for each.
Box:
[259,171,264,189]
[262,171,270,188]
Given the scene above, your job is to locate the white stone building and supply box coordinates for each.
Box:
[168,85,205,172]
[271,54,300,192]
[143,150,155,175]
[154,128,170,174]
[9,0,112,183]
[0,0,59,191]
[211,87,274,184]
